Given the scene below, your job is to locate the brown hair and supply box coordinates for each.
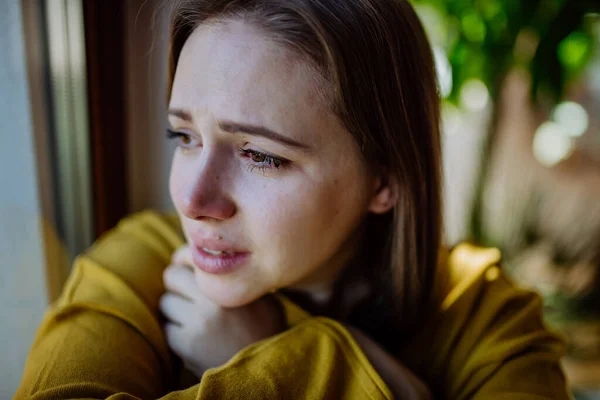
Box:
[165,0,443,350]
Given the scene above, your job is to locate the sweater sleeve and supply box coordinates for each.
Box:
[449,277,570,400]
[15,211,184,398]
[403,244,571,400]
[155,318,392,400]
[15,211,391,400]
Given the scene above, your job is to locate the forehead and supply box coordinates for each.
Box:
[170,20,331,136]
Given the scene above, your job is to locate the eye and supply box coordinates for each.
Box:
[250,152,267,163]
[239,148,287,173]
[166,129,199,149]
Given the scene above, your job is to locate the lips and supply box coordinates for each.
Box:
[191,236,247,253]
[201,248,234,256]
[189,236,250,275]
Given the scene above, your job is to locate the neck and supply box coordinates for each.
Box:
[284,220,371,318]
[282,258,371,319]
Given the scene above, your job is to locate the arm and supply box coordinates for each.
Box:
[15,212,394,399]
[16,270,393,399]
[15,211,181,398]
[186,317,395,400]
[15,261,170,398]
[461,287,571,400]
[158,246,428,398]
[405,251,571,400]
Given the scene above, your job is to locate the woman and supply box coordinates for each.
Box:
[16,0,570,398]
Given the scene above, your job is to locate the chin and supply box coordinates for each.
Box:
[193,272,265,308]
[209,293,256,308]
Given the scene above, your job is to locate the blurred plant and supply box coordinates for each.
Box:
[412,2,600,391]
[412,0,600,333]
[412,0,599,106]
[411,0,600,243]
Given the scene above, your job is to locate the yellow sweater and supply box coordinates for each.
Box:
[16,211,570,399]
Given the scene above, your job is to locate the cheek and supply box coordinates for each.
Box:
[168,152,178,198]
[169,152,188,211]
[252,176,364,268]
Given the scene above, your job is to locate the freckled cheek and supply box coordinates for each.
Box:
[252,207,319,286]
[317,179,348,221]
[168,157,178,205]
[168,154,191,212]
[257,185,339,255]
[246,189,302,248]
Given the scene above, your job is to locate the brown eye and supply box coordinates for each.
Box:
[166,130,198,149]
[239,148,287,172]
[251,152,266,163]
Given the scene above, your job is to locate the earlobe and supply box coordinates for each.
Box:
[368,176,399,214]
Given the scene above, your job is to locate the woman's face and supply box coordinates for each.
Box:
[169,20,385,307]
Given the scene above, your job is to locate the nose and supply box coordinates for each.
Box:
[179,150,237,222]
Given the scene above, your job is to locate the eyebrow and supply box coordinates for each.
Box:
[168,108,312,151]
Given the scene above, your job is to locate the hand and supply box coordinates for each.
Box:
[345,326,432,400]
[159,246,285,377]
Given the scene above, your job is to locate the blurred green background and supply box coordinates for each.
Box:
[411,0,600,395]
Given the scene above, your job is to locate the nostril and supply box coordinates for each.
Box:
[183,191,236,222]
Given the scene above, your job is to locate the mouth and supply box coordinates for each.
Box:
[189,237,250,275]
[200,248,236,256]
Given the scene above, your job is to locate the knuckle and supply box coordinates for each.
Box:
[172,245,190,264]
[159,293,170,311]
[159,295,174,317]
[165,324,186,355]
[162,264,174,284]
[163,264,183,287]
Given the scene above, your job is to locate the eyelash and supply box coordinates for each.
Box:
[238,148,286,173]
[166,129,196,148]
[166,129,287,173]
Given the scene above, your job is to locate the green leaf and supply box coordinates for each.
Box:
[558,31,592,70]
[461,10,487,43]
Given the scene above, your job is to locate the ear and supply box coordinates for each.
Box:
[367,173,399,214]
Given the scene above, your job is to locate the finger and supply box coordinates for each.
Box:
[172,245,194,267]
[164,322,189,357]
[159,292,194,326]
[164,264,219,313]
[163,263,198,300]
[164,323,203,376]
